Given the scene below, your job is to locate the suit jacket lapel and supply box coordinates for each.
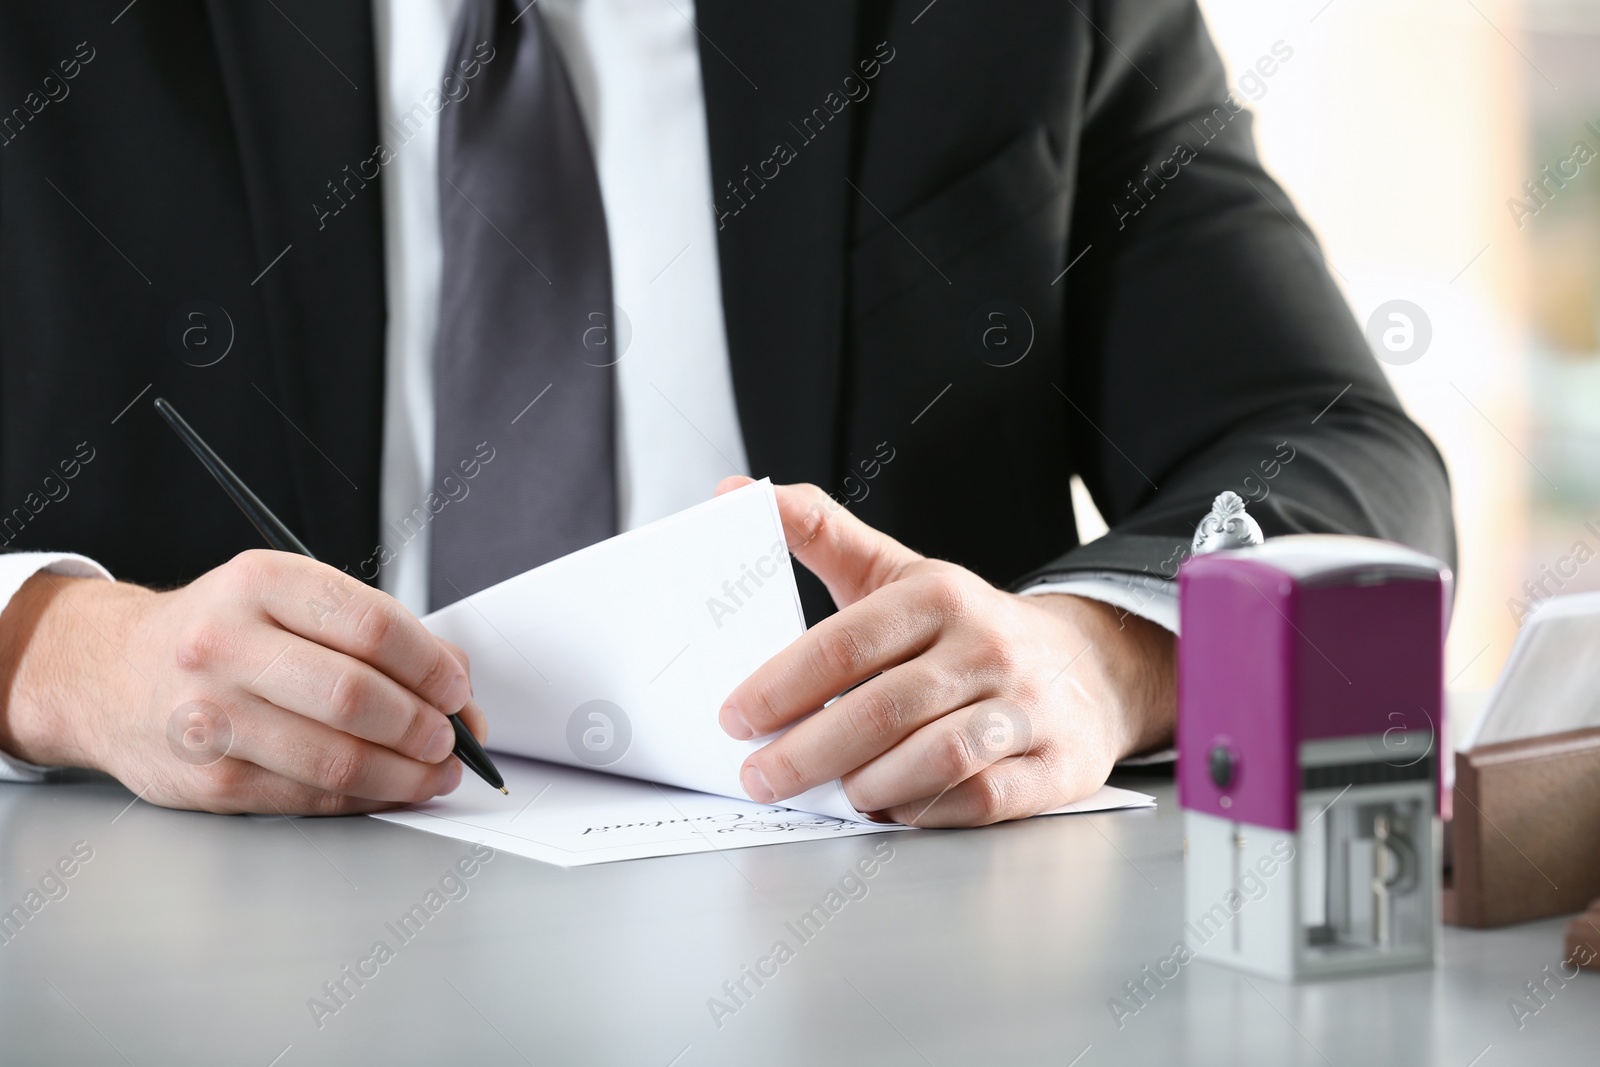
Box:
[201,0,387,571]
[696,0,862,489]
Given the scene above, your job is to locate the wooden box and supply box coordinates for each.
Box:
[1443,725,1600,928]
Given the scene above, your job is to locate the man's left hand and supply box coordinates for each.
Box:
[716,478,1176,827]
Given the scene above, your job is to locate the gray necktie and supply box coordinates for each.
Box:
[429,0,616,610]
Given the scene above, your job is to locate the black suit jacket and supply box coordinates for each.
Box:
[0,0,1454,623]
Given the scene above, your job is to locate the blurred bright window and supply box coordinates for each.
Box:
[1194,0,1600,722]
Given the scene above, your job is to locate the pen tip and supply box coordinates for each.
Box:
[499,787,510,795]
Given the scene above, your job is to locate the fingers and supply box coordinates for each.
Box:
[771,482,922,609]
[717,476,919,605]
[455,698,489,743]
[435,636,489,742]
[721,575,953,740]
[235,552,471,715]
[243,770,423,817]
[151,751,462,816]
[839,698,1034,814]
[436,637,472,676]
[237,634,458,763]
[153,758,392,816]
[219,695,464,803]
[876,750,1065,828]
[736,654,973,803]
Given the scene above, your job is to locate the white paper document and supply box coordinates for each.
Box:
[372,755,1158,867]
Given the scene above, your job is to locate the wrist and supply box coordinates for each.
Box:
[1027,592,1176,760]
[0,572,150,768]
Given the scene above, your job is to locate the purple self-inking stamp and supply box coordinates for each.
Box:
[1178,532,1450,980]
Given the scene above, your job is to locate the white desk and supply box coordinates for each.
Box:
[0,770,1592,1065]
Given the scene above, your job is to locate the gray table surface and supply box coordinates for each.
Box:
[0,770,1593,1067]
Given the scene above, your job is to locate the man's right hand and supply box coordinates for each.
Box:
[0,550,487,815]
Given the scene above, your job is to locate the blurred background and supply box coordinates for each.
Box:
[1101,0,1599,734]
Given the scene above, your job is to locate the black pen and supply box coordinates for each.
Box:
[153,397,507,795]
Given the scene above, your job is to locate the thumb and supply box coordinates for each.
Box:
[769,481,922,609]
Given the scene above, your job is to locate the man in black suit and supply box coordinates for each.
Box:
[0,1,1453,822]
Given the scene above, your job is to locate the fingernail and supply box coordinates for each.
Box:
[720,706,754,740]
[742,763,776,804]
[424,721,456,763]
[441,675,471,713]
[441,758,464,795]
[861,809,893,824]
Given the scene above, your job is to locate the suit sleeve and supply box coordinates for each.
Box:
[1013,0,1455,594]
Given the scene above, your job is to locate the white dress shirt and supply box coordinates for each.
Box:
[0,0,1172,782]
[371,0,752,615]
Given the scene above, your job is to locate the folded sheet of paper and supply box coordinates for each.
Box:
[372,755,1158,867]
[415,479,858,816]
[369,479,1156,864]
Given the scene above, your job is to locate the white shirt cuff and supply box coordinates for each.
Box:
[0,552,114,783]
[1019,571,1178,765]
[1018,570,1179,634]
